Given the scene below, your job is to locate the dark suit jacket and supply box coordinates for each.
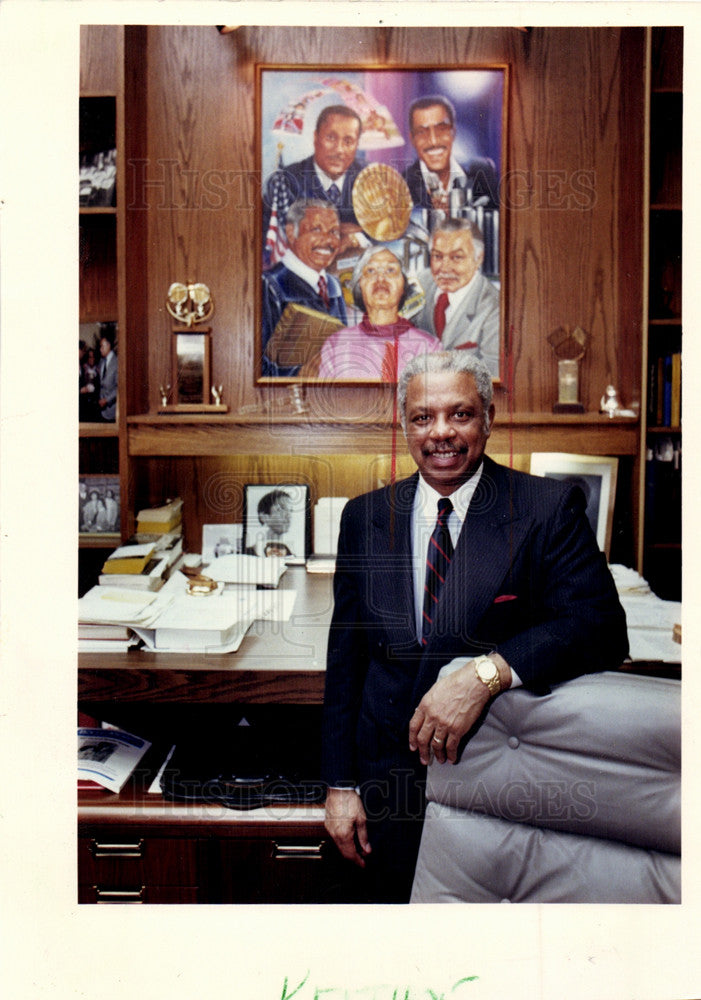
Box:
[261,263,347,376]
[403,157,499,209]
[321,456,629,791]
[263,154,364,231]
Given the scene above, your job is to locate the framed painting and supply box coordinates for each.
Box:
[243,483,311,565]
[529,453,619,559]
[256,65,507,384]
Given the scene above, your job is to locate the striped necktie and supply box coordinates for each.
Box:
[422,497,454,645]
[318,274,330,308]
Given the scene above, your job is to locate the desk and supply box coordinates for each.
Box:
[78,568,351,903]
[78,567,331,705]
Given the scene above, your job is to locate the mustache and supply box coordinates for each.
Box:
[423,443,466,455]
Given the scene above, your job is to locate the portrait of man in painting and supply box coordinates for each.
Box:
[257,66,506,383]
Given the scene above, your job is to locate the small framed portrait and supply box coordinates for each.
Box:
[243,484,310,564]
[79,474,121,537]
[529,453,619,559]
[257,65,507,384]
[201,523,243,562]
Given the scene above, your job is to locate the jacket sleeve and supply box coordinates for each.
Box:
[321,502,371,787]
[494,484,629,690]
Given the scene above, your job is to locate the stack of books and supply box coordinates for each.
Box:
[137,497,183,534]
[98,498,185,592]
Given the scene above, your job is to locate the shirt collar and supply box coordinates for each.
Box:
[439,269,480,311]
[415,462,484,523]
[283,248,327,288]
[314,162,346,192]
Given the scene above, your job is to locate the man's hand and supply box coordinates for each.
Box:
[324,788,371,867]
[409,654,511,765]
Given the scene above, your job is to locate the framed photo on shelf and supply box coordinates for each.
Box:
[256,64,507,384]
[529,453,619,559]
[79,474,121,537]
[242,484,310,564]
[79,321,118,423]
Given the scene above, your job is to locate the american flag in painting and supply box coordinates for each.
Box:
[264,163,292,270]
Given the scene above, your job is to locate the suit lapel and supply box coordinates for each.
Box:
[370,474,419,650]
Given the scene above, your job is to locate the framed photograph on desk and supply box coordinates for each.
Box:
[529,453,618,559]
[243,483,310,563]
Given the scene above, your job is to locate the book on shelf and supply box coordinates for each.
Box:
[78,727,151,793]
[102,541,155,575]
[648,351,681,428]
[136,497,183,534]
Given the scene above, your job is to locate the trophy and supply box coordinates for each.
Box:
[160,282,227,413]
[547,325,588,414]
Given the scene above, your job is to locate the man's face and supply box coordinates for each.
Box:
[261,498,292,536]
[286,206,341,272]
[99,338,110,357]
[410,103,455,178]
[313,113,361,179]
[358,249,404,314]
[429,230,483,293]
[404,370,494,495]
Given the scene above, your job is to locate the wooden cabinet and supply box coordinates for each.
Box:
[78,833,202,904]
[640,27,682,600]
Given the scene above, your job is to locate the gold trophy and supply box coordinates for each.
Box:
[547,325,588,414]
[160,282,227,413]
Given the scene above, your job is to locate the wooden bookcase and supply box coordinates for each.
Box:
[639,26,683,600]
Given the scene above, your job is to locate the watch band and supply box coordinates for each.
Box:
[473,655,501,696]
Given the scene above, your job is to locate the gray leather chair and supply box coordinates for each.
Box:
[411,671,680,903]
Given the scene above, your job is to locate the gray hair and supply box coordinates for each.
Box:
[349,244,409,312]
[429,217,485,262]
[285,197,339,237]
[397,351,494,431]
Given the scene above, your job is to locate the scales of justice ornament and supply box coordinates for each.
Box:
[547,325,588,414]
[158,281,228,413]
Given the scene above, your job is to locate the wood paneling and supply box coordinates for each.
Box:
[113,25,648,550]
[80,25,122,94]
[130,25,645,420]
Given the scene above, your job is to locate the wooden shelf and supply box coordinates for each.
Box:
[126,411,640,458]
[79,533,120,549]
[79,422,119,438]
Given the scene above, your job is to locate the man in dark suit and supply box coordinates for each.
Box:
[322,351,628,902]
[263,104,364,234]
[261,197,347,376]
[97,335,118,422]
[403,95,498,210]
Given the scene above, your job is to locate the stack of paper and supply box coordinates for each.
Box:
[132,587,258,653]
[205,554,287,588]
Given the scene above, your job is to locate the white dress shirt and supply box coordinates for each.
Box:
[412,468,521,687]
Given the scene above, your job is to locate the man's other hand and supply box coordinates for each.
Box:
[324,788,371,867]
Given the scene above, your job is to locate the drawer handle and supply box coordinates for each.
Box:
[272,841,324,861]
[95,886,145,903]
[89,839,145,858]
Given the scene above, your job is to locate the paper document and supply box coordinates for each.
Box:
[205,554,286,587]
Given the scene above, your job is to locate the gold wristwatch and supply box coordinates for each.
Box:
[473,655,501,696]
